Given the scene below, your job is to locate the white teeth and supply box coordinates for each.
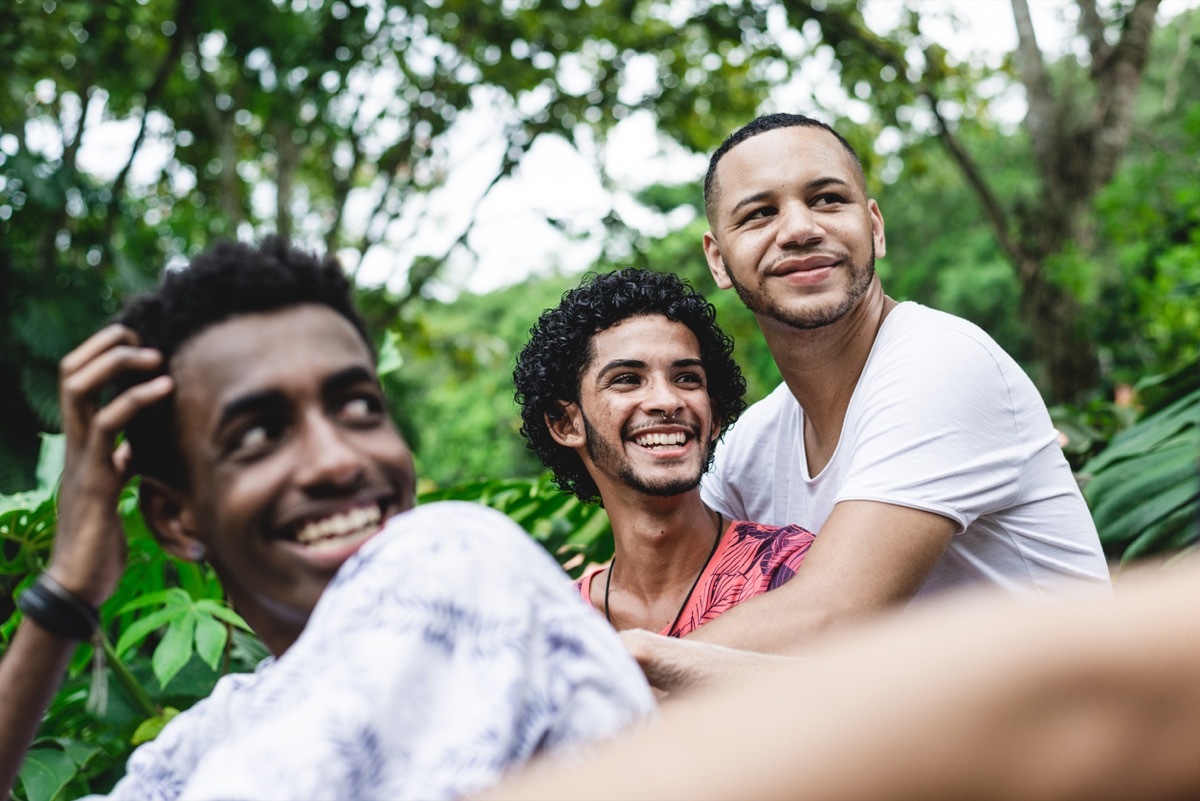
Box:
[295,505,382,546]
[635,432,687,448]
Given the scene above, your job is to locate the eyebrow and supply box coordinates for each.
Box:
[322,365,378,396]
[213,364,379,433]
[595,357,705,380]
[596,359,646,380]
[728,176,853,218]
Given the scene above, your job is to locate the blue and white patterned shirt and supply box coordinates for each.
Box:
[99,502,654,800]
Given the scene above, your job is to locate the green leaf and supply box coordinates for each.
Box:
[130,707,180,746]
[565,506,612,548]
[1083,388,1200,474]
[17,748,78,801]
[193,614,228,671]
[35,433,66,494]
[115,606,186,657]
[376,329,405,378]
[1104,478,1199,553]
[114,587,193,616]
[1087,438,1200,525]
[52,738,104,771]
[152,612,198,689]
[194,599,253,631]
[1122,503,1200,562]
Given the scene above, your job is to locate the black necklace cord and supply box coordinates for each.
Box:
[604,510,725,635]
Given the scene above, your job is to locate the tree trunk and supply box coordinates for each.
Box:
[1016,257,1100,401]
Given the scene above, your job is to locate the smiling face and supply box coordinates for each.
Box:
[553,315,720,501]
[703,125,886,331]
[145,304,415,655]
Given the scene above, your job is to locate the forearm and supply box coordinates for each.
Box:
[620,628,801,694]
[685,501,957,654]
[486,566,1200,801]
[0,620,78,793]
[681,589,842,653]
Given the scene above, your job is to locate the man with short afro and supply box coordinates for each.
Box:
[0,238,653,800]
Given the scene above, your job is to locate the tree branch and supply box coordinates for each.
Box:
[274,120,297,242]
[1076,0,1113,73]
[924,94,1023,267]
[1090,0,1161,186]
[791,1,1024,270]
[1009,0,1060,171]
[1161,9,1195,115]
[192,36,243,230]
[325,90,370,256]
[106,0,193,210]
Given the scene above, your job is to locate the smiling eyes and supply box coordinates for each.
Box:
[738,193,849,225]
[225,393,385,458]
[609,371,706,389]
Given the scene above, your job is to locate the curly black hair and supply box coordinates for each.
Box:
[703,113,865,225]
[513,268,746,505]
[114,236,370,488]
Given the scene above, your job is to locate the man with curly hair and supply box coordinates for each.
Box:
[0,238,652,800]
[514,268,814,640]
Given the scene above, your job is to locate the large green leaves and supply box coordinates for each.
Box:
[420,473,613,577]
[114,588,251,689]
[1082,362,1200,563]
[16,739,103,801]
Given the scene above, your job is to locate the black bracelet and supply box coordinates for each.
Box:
[17,573,100,641]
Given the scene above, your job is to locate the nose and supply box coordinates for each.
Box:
[643,378,684,421]
[776,200,824,248]
[292,411,366,494]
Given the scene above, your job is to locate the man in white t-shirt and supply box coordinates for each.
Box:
[622,113,1110,689]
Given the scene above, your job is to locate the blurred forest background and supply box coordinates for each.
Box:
[1,0,1198,797]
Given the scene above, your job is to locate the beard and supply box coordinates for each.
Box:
[726,243,876,331]
[581,412,709,497]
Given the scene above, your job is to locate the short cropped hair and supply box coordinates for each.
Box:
[114,236,370,488]
[703,113,866,225]
[514,268,746,504]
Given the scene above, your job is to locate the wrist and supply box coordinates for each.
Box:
[44,559,115,608]
[17,573,101,640]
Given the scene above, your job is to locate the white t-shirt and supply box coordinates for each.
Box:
[701,302,1111,600]
[99,502,654,801]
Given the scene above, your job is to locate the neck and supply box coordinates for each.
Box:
[222,585,307,658]
[603,489,723,607]
[759,282,895,462]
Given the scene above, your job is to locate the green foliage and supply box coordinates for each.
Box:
[1080,361,1200,564]
[1,438,260,801]
[421,473,614,577]
[1,0,780,491]
[876,127,1033,365]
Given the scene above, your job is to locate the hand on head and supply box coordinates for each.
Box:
[51,324,173,606]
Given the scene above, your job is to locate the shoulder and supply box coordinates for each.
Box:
[721,382,797,442]
[336,502,555,587]
[863,303,1035,407]
[575,566,603,601]
[724,520,816,556]
[314,501,577,635]
[110,668,267,798]
[879,303,1007,361]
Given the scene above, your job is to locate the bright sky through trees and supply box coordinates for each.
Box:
[55,0,1198,297]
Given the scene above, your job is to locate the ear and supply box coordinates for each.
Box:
[546,401,586,449]
[139,477,207,563]
[869,198,886,259]
[703,230,733,290]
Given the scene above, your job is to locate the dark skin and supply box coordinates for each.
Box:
[0,326,172,791]
[1,307,415,793]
